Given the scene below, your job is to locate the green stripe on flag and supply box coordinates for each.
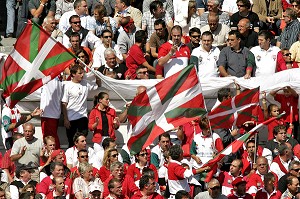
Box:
[161,64,194,105]
[236,88,257,107]
[165,107,206,119]
[0,70,26,91]
[128,105,152,117]
[39,52,74,71]
[10,91,30,102]
[29,24,40,62]
[211,114,232,128]
[130,121,156,155]
[238,110,258,121]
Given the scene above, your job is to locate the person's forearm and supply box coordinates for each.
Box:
[10,153,23,162]
[158,53,172,66]
[31,5,44,18]
[219,66,229,77]
[61,103,69,121]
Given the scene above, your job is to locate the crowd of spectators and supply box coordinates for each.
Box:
[2,0,300,198]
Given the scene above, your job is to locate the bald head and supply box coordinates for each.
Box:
[238,18,250,35]
[208,178,220,188]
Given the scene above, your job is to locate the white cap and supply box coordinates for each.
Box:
[89,183,103,193]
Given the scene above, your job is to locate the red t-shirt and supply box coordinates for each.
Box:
[125,44,146,79]
[98,166,111,182]
[275,94,299,123]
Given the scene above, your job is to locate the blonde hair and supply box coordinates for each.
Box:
[102,148,118,168]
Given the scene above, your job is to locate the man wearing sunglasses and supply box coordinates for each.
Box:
[195,178,227,199]
[277,160,300,195]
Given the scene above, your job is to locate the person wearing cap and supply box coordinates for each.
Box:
[45,176,68,199]
[255,172,281,199]
[246,156,278,197]
[89,183,103,199]
[10,123,45,182]
[10,165,38,199]
[217,159,244,196]
[227,177,252,199]
[195,178,227,199]
[131,175,163,199]
[280,175,300,199]
[270,143,293,180]
[65,132,95,169]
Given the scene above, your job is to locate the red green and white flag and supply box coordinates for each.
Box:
[127,64,206,155]
[202,113,285,182]
[208,87,261,129]
[0,21,76,108]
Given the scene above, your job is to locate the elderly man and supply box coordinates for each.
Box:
[97,48,127,79]
[199,0,230,28]
[238,18,258,49]
[43,16,63,43]
[230,0,260,32]
[277,8,300,49]
[278,160,300,194]
[92,30,123,69]
[281,176,300,199]
[218,30,252,78]
[200,14,230,48]
[10,123,44,182]
[131,175,163,199]
[270,143,293,180]
[248,30,280,77]
[102,162,138,198]
[62,15,101,49]
[191,31,220,77]
[195,178,227,199]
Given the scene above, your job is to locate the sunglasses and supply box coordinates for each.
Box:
[237,4,246,7]
[293,168,300,172]
[72,21,81,24]
[209,186,220,190]
[191,35,200,38]
[80,155,88,158]
[103,35,112,39]
[111,154,118,158]
[155,28,163,31]
[139,153,148,157]
[283,53,291,56]
[137,71,148,75]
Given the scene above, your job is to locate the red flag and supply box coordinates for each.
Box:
[127,64,206,155]
[208,88,261,129]
[202,113,285,182]
[0,21,76,108]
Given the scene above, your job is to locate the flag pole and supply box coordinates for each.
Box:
[0,89,3,140]
[254,130,258,164]
[76,58,128,104]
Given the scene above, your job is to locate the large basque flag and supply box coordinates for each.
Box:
[208,87,261,129]
[127,64,207,155]
[0,21,76,108]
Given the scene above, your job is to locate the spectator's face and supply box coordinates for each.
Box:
[70,18,81,32]
[201,35,213,49]
[23,125,34,141]
[246,142,256,154]
[94,11,105,22]
[136,68,149,79]
[72,68,84,83]
[208,181,221,198]
[111,182,123,196]
[208,18,218,31]
[291,1,300,14]
[207,1,217,12]
[159,136,171,151]
[229,160,241,176]
[190,31,201,45]
[75,136,87,150]
[20,170,31,182]
[0,191,5,199]
[46,139,56,151]
[115,0,124,11]
[55,177,65,193]
[145,178,156,194]
[70,36,80,50]
[77,0,88,15]
[137,150,148,164]
[154,24,164,37]
[171,29,182,46]
[290,164,300,178]
[105,53,117,68]
[288,178,300,195]
[256,158,268,175]
[237,1,247,12]
[82,168,93,181]
[54,154,65,163]
[102,32,112,47]
[153,6,165,18]
[53,165,64,177]
[237,21,249,35]
[77,52,88,65]
[258,36,270,50]
[109,151,119,163]
[228,34,240,49]
[282,50,292,63]
[283,12,292,23]
[78,151,89,163]
[235,182,247,196]
[111,167,124,180]
[45,18,56,32]
[275,129,287,142]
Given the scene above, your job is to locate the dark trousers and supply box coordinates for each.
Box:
[66,117,88,147]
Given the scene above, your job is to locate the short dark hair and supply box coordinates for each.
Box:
[70,64,84,77]
[136,65,148,73]
[278,143,289,156]
[101,29,112,37]
[94,4,107,16]
[120,0,130,6]
[228,30,242,39]
[217,88,231,102]
[189,27,201,36]
[201,31,213,39]
[73,132,86,143]
[74,0,85,9]
[236,0,251,8]
[264,172,275,184]
[108,178,121,191]
[77,149,88,157]
[139,175,153,189]
[154,19,166,28]
[69,32,81,41]
[69,15,80,24]
[135,30,147,43]
[102,138,115,149]
[287,175,297,185]
[175,190,191,199]
[169,145,183,160]
[159,132,170,141]
[291,0,300,4]
[171,25,182,34]
[150,1,163,15]
[50,162,64,173]
[258,30,273,41]
[273,125,287,136]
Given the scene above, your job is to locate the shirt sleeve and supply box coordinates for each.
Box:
[217,48,228,68]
